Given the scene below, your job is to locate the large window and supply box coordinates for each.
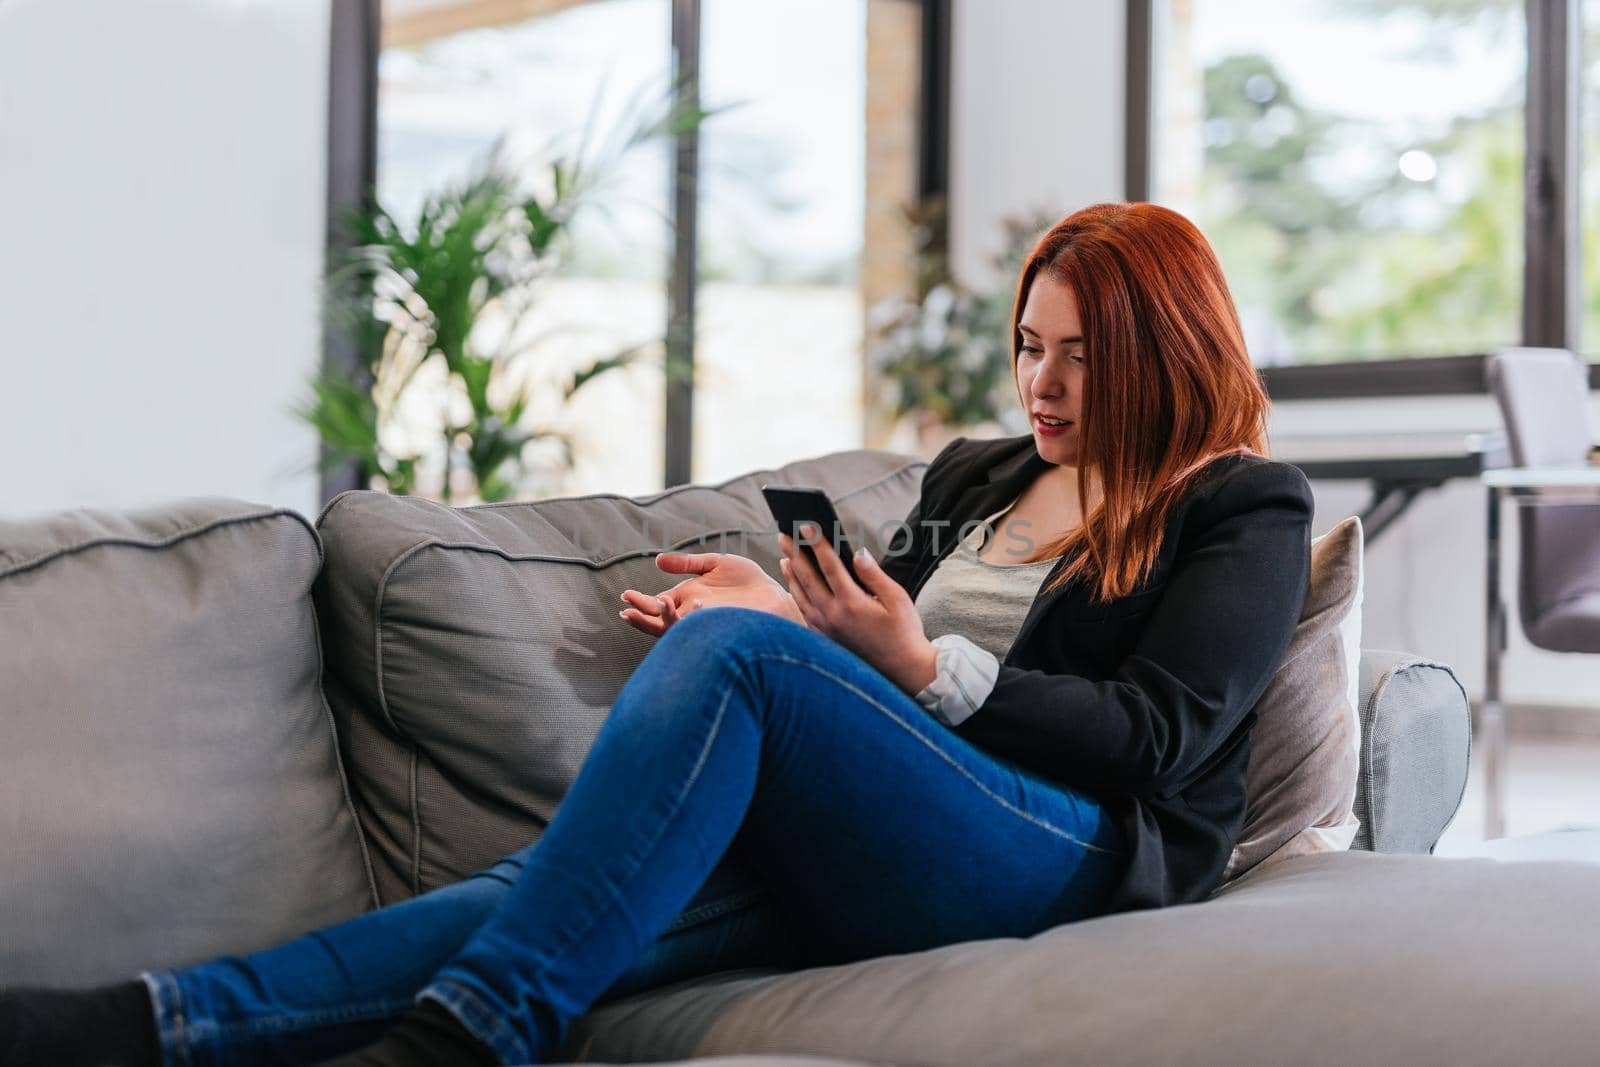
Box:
[351,0,929,499]
[692,0,867,482]
[1152,0,1526,368]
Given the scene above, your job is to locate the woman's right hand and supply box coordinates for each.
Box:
[618,552,807,638]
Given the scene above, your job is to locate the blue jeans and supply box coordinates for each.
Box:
[139,607,1127,1066]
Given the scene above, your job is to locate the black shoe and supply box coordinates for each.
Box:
[316,997,502,1066]
[0,980,159,1067]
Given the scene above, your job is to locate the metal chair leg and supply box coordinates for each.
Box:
[1483,484,1508,839]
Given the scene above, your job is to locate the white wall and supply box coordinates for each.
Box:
[0,0,330,521]
[946,0,1600,708]
[949,0,1125,289]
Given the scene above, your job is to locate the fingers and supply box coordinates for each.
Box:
[660,591,682,628]
[655,551,722,574]
[618,588,681,638]
[845,541,896,602]
[620,588,666,615]
[619,607,665,637]
[780,556,823,631]
[779,531,829,612]
[802,523,864,601]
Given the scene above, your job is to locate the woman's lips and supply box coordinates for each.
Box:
[1035,415,1073,437]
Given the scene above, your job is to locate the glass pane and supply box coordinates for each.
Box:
[1153,0,1524,365]
[694,0,868,481]
[378,0,671,499]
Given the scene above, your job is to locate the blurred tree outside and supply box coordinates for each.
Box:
[1174,0,1591,363]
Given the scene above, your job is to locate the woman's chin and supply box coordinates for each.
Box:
[1032,434,1079,465]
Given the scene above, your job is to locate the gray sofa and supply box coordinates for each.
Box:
[4,445,1599,1066]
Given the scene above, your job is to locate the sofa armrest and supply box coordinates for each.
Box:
[1353,649,1472,854]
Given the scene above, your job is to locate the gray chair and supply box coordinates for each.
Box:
[1488,348,1600,650]
[1482,346,1600,836]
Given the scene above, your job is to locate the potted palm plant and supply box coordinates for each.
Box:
[300,89,708,504]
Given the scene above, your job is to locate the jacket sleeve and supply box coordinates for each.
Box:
[949,460,1313,798]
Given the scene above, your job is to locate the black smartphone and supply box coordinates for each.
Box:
[760,485,866,591]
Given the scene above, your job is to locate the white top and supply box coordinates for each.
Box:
[910,498,1064,726]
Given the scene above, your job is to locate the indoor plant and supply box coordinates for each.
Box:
[300,89,708,504]
[868,201,1057,454]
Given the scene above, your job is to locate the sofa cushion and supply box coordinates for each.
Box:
[313,450,925,902]
[1220,515,1364,884]
[567,850,1600,1065]
[1354,650,1472,853]
[0,499,375,985]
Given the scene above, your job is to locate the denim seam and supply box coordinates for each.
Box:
[664,888,769,931]
[142,971,191,1067]
[420,983,533,1066]
[189,995,417,1043]
[757,650,1124,857]
[534,684,736,969]
[142,968,421,1062]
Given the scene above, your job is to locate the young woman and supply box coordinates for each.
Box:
[2,202,1312,1067]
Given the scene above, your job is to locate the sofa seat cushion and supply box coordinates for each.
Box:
[566,850,1600,1066]
[0,499,375,985]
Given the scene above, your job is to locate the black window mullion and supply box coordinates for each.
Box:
[323,0,380,504]
[917,0,952,204]
[1125,0,1153,203]
[1523,0,1582,351]
[664,0,701,489]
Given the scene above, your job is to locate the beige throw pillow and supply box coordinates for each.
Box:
[1220,515,1365,886]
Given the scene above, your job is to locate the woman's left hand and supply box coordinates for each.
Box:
[779,524,939,697]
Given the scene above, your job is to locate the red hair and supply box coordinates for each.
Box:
[1014,202,1270,602]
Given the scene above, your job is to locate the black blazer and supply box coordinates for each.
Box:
[879,434,1313,913]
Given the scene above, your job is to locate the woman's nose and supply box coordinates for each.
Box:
[1031,373,1064,399]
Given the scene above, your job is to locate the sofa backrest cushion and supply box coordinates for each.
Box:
[314,449,925,901]
[1219,515,1364,884]
[0,500,375,985]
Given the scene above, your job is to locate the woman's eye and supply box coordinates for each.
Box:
[1020,344,1043,356]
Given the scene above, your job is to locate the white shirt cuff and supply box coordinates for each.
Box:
[912,633,1000,728]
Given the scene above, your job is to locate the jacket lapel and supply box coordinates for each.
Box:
[923,439,1035,584]
[946,434,1050,526]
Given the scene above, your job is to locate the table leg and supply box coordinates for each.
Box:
[1483,484,1508,839]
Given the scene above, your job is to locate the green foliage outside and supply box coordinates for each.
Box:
[1196,0,1600,362]
[297,86,712,504]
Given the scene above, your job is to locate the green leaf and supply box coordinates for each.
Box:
[522,196,562,256]
[566,343,646,399]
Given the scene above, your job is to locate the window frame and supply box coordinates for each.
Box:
[1127,0,1596,400]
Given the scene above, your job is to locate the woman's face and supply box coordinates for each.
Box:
[1015,271,1086,468]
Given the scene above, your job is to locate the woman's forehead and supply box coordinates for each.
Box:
[1020,272,1081,336]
